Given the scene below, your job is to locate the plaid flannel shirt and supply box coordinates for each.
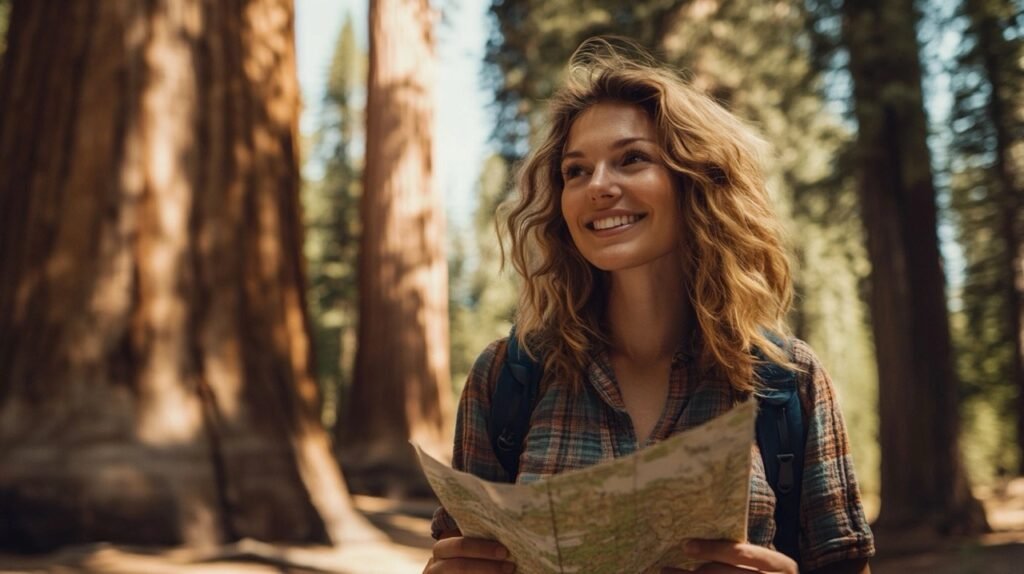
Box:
[431,336,875,571]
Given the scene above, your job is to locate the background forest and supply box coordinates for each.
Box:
[304,0,1020,513]
[0,0,1023,572]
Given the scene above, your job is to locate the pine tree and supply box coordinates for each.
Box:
[842,0,988,536]
[950,0,1024,476]
[304,13,364,432]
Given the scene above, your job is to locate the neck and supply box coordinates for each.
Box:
[605,256,692,364]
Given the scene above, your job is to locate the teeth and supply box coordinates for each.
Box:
[592,214,641,230]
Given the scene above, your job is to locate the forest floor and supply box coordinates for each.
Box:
[3,481,1024,573]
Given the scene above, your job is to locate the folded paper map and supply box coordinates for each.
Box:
[413,399,756,573]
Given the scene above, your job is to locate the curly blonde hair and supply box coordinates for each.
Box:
[499,37,795,393]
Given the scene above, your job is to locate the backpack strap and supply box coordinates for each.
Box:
[488,326,542,480]
[753,334,805,564]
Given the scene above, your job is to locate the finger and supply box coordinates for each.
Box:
[432,537,510,561]
[692,563,757,573]
[684,540,796,573]
[425,557,516,574]
[436,528,462,540]
[661,564,750,574]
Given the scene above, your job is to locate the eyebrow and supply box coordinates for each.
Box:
[561,137,655,162]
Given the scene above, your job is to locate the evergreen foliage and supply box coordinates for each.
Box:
[484,0,686,159]
[0,0,9,63]
[949,0,1024,479]
[302,14,364,431]
[449,155,520,390]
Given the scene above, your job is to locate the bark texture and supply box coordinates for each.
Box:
[344,0,453,495]
[0,0,363,550]
[842,0,988,537]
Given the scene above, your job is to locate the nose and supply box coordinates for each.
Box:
[587,164,620,202]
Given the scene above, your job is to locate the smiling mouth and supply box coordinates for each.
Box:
[587,213,647,231]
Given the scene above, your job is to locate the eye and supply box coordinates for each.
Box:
[622,150,651,165]
[562,164,586,180]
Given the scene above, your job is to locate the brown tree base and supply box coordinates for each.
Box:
[873,497,993,557]
[339,461,438,500]
[0,443,330,552]
[337,441,442,500]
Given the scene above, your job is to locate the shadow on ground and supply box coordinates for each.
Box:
[4,482,1024,573]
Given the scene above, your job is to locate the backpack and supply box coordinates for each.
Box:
[487,328,805,563]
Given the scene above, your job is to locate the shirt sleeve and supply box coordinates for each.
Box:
[793,340,876,570]
[430,338,510,539]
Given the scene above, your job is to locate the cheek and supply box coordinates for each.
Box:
[560,199,590,254]
[560,191,581,230]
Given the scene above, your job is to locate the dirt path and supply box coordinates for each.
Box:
[3,484,1024,573]
[0,496,433,574]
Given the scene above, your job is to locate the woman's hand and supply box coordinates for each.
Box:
[662,539,798,573]
[423,536,516,573]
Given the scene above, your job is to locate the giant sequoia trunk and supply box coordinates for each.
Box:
[842,0,988,537]
[343,0,453,495]
[0,0,366,550]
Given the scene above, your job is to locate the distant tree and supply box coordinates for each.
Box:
[0,0,367,550]
[950,0,1024,475]
[303,12,364,432]
[343,0,453,495]
[842,0,988,535]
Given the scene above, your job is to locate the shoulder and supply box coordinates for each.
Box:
[785,338,877,567]
[787,337,825,374]
[460,337,512,409]
[782,337,836,417]
[464,337,509,399]
[472,337,508,373]
[784,337,830,390]
[451,338,513,480]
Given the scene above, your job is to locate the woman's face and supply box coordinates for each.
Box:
[560,101,683,272]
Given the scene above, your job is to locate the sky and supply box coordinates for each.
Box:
[294,0,492,229]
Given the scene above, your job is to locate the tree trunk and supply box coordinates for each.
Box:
[841,0,988,538]
[965,0,1024,475]
[0,0,368,551]
[344,0,453,496]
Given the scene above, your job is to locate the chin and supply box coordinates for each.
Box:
[584,255,651,272]
[579,246,680,273]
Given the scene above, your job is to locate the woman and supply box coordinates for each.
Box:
[425,37,874,574]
